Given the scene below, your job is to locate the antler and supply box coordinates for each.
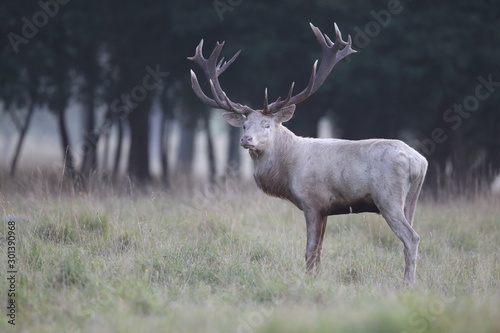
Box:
[188,22,356,115]
[188,40,254,115]
[262,22,356,114]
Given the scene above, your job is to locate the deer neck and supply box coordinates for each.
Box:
[251,125,299,201]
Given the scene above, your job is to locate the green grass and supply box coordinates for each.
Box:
[1,179,499,332]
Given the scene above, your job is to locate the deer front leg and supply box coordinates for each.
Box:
[304,210,327,273]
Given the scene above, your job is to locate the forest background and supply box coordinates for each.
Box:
[1,0,500,192]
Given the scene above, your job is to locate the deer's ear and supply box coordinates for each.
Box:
[273,105,296,124]
[222,112,246,127]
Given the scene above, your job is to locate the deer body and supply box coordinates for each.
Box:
[189,22,427,285]
[252,129,418,216]
[227,109,427,283]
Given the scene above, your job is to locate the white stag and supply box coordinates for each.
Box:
[188,22,428,285]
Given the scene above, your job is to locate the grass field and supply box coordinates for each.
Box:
[1,176,499,333]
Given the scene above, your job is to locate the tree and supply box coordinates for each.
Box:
[1,0,498,191]
[0,1,45,177]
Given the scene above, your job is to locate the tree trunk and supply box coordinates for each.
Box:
[113,117,124,181]
[449,126,467,191]
[56,102,82,190]
[226,125,241,177]
[127,101,151,182]
[9,99,36,177]
[175,109,196,181]
[204,111,216,185]
[159,111,170,188]
[80,84,98,179]
[102,126,111,172]
[57,106,75,174]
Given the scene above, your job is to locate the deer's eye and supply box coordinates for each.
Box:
[264,124,270,129]
[243,124,246,130]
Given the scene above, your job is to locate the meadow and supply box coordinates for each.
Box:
[1,175,499,333]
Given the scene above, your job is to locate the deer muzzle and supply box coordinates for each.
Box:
[240,135,255,149]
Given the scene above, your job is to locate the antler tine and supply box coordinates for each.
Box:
[323,30,335,48]
[263,88,270,113]
[307,60,318,93]
[332,23,347,49]
[188,39,255,115]
[208,41,225,67]
[216,57,225,71]
[284,81,295,103]
[265,22,356,114]
[217,50,241,76]
[310,23,329,51]
[187,39,205,64]
[190,70,220,109]
[336,35,356,62]
[262,82,296,115]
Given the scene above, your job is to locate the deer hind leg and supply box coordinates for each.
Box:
[379,207,420,286]
[404,166,427,226]
[304,210,328,273]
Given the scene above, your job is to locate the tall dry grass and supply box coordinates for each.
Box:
[1,172,499,332]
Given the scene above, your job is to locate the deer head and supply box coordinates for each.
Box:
[188,23,356,156]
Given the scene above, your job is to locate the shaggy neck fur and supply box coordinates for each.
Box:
[251,125,299,204]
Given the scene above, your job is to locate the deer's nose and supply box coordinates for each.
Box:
[240,135,253,146]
